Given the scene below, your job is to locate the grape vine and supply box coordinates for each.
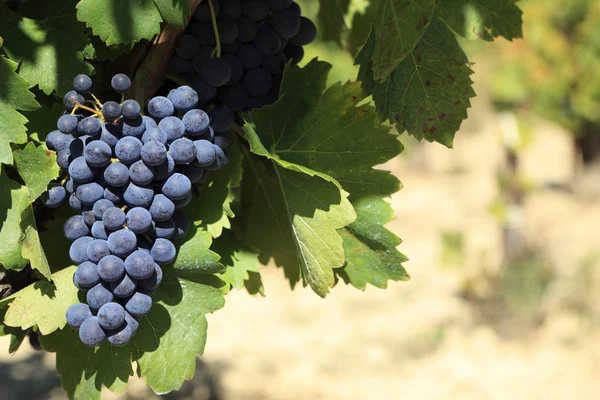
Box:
[0,0,524,398]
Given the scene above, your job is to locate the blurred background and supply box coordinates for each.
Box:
[3,0,600,398]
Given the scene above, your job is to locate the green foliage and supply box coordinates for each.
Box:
[0,0,523,398]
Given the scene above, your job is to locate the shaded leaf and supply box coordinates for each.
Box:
[23,103,64,144]
[213,230,261,292]
[172,228,224,274]
[13,142,60,202]
[436,0,523,41]
[317,0,351,45]
[338,197,409,289]
[4,267,78,335]
[358,20,475,147]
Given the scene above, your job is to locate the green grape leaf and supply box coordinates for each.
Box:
[244,271,265,296]
[213,230,261,292]
[347,0,381,56]
[13,142,60,202]
[436,0,523,41]
[4,267,78,335]
[368,0,436,81]
[338,197,409,289]
[184,139,243,238]
[0,176,29,270]
[41,329,133,399]
[173,228,224,274]
[23,103,64,144]
[132,272,225,394]
[76,0,163,46]
[20,205,52,280]
[357,20,475,147]
[317,0,351,44]
[0,307,26,354]
[0,6,94,95]
[0,56,40,165]
[239,146,356,297]
[153,0,191,27]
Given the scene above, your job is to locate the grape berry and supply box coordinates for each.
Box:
[46,74,228,347]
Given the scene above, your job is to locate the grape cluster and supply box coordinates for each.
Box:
[169,0,316,111]
[43,74,231,347]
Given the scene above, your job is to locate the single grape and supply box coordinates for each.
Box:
[162,173,192,201]
[143,116,158,130]
[142,127,168,145]
[254,30,282,56]
[243,0,269,20]
[92,199,113,219]
[57,115,78,133]
[290,1,301,13]
[206,144,228,171]
[82,210,96,228]
[70,236,94,264]
[69,193,83,211]
[110,274,137,298]
[193,140,217,167]
[181,109,210,136]
[84,140,112,167]
[176,34,200,59]
[68,156,97,183]
[126,207,153,234]
[100,122,122,149]
[236,16,258,42]
[180,164,205,183]
[121,99,141,119]
[86,239,110,263]
[192,46,216,74]
[87,282,114,311]
[138,264,163,291]
[244,68,273,97]
[73,74,93,93]
[56,149,72,169]
[236,44,262,70]
[97,302,126,330]
[97,255,125,282]
[224,54,244,84]
[214,132,234,149]
[106,323,133,347]
[76,182,104,205]
[222,83,249,111]
[218,19,239,44]
[167,86,199,113]
[79,316,106,346]
[190,75,217,104]
[269,0,293,11]
[262,52,286,75]
[158,116,185,142]
[202,57,231,87]
[141,140,167,166]
[107,228,137,257]
[124,312,139,334]
[104,186,124,204]
[125,292,153,317]
[272,9,301,38]
[290,17,317,46]
[193,0,219,21]
[154,219,176,238]
[149,194,175,222]
[42,185,67,208]
[170,138,197,164]
[191,22,216,46]
[104,162,129,187]
[102,101,122,120]
[111,73,131,93]
[64,215,90,241]
[46,130,74,152]
[221,0,242,18]
[91,221,109,240]
[173,191,192,209]
[283,43,304,65]
[102,207,126,230]
[208,106,234,132]
[150,238,177,265]
[123,182,154,208]
[74,261,100,288]
[154,154,175,181]
[64,90,85,111]
[122,116,146,138]
[172,211,191,239]
[129,160,154,185]
[66,303,93,329]
[124,250,155,279]
[147,96,174,119]
[115,136,143,164]
[78,117,102,137]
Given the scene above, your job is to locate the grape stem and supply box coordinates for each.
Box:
[208,0,221,58]
[90,93,104,110]
[70,102,103,118]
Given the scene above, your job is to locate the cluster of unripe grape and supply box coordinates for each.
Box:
[170,0,316,111]
[43,73,231,346]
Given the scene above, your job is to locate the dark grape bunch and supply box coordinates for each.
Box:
[43,74,232,347]
[170,0,316,111]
